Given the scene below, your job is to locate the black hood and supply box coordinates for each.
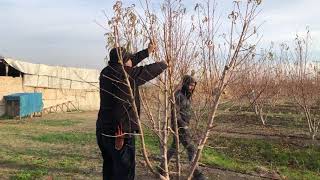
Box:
[108,47,134,65]
[181,75,197,99]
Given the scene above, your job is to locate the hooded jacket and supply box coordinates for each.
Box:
[97,48,167,134]
[172,75,197,128]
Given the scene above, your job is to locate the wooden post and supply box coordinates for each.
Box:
[66,102,71,112]
[58,104,64,112]
[69,101,78,111]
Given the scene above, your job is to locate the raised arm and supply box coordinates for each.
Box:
[131,49,149,67]
[131,40,157,67]
[131,61,167,86]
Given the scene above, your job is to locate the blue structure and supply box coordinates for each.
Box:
[4,93,43,117]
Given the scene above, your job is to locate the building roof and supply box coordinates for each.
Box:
[1,57,100,90]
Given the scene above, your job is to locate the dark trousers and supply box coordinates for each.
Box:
[167,127,203,177]
[97,131,136,180]
[167,128,195,161]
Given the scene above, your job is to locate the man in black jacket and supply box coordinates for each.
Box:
[161,75,206,180]
[96,41,167,180]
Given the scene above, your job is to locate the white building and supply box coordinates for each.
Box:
[0,57,100,116]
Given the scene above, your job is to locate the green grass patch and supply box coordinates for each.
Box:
[0,113,100,179]
[23,148,84,161]
[137,128,160,154]
[0,148,49,168]
[23,148,51,158]
[140,129,320,180]
[10,169,48,180]
[215,111,307,128]
[0,146,85,176]
[0,151,23,164]
[211,137,320,171]
[278,167,320,180]
[201,147,256,174]
[34,119,82,127]
[32,132,95,144]
[0,125,23,134]
[207,137,320,179]
[56,157,82,171]
[217,101,236,111]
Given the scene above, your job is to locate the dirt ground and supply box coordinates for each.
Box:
[54,111,271,179]
[0,111,277,180]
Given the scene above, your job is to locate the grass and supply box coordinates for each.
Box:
[0,145,86,175]
[201,148,256,173]
[0,114,100,179]
[34,119,82,127]
[278,167,320,180]
[139,125,320,179]
[215,111,307,128]
[11,169,48,180]
[0,110,319,179]
[206,137,320,179]
[136,128,161,155]
[32,132,95,144]
[224,103,300,115]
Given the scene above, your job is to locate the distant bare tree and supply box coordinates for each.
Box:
[230,47,282,125]
[284,30,320,140]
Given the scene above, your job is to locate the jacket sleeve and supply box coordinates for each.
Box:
[175,93,189,127]
[131,61,167,86]
[131,49,149,67]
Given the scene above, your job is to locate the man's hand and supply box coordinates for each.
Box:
[115,125,124,150]
[148,39,157,54]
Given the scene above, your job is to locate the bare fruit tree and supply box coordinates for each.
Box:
[230,47,282,126]
[103,0,263,179]
[284,30,320,140]
[186,0,262,179]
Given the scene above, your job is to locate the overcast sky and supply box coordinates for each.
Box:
[0,0,319,70]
